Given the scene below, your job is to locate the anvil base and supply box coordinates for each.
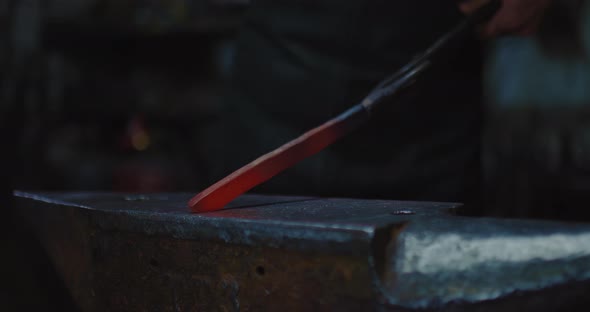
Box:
[14,192,590,311]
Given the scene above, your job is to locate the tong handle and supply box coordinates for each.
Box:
[362,0,501,112]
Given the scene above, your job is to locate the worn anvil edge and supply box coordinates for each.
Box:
[15,190,448,255]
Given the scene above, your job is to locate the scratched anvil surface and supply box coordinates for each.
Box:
[14,191,590,311]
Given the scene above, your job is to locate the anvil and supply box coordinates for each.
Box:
[14,191,590,311]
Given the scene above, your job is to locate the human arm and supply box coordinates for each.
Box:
[459,0,553,36]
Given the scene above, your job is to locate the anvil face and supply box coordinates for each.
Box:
[14,191,590,311]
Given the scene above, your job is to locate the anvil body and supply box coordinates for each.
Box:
[14,192,590,311]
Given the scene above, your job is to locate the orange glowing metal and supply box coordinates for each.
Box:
[189,106,367,213]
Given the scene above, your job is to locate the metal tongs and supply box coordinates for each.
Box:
[190,0,501,213]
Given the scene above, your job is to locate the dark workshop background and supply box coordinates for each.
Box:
[2,0,590,310]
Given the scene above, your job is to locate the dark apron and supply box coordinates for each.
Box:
[201,0,484,204]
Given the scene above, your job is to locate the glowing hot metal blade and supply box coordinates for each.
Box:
[189,106,368,213]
